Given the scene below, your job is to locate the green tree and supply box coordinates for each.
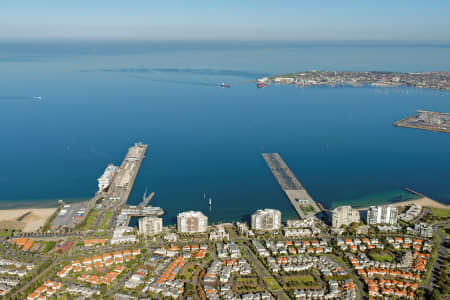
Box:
[431,289,441,300]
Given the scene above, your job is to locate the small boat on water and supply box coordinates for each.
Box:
[32,96,43,100]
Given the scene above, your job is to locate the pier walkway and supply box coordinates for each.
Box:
[262,153,322,219]
[108,142,148,208]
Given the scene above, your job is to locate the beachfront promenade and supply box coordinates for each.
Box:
[262,153,322,219]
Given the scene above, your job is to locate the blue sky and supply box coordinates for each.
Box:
[1,1,449,40]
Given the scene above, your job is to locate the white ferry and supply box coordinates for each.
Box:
[97,163,118,191]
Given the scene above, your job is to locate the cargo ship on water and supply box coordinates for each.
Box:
[220,83,231,88]
[97,163,118,191]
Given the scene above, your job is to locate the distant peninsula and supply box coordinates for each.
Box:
[256,71,450,90]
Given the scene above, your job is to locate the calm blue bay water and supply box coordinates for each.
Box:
[0,41,449,223]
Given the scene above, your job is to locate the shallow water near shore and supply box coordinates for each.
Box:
[0,41,449,224]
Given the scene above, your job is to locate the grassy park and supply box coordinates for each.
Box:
[262,276,282,291]
[235,276,264,293]
[81,209,98,231]
[431,208,450,218]
[300,205,315,214]
[368,249,393,262]
[281,274,321,290]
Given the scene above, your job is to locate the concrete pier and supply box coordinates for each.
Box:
[138,192,155,209]
[262,153,322,219]
[107,142,148,208]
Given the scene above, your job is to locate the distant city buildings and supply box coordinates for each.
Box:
[260,71,450,91]
[416,110,450,127]
[251,209,281,231]
[367,205,398,225]
[138,216,162,236]
[331,206,360,228]
[177,211,208,233]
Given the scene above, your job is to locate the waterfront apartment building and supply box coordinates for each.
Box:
[138,216,163,236]
[177,211,208,233]
[251,209,281,231]
[367,205,398,225]
[331,205,360,228]
[414,222,433,238]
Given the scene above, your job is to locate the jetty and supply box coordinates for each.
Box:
[138,191,155,209]
[108,142,148,207]
[262,153,322,219]
[118,192,164,227]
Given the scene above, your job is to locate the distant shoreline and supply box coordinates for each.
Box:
[257,70,450,91]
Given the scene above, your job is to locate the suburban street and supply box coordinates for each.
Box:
[426,222,449,292]
[241,244,291,300]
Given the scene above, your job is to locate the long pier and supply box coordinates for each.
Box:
[262,153,322,219]
[108,142,148,207]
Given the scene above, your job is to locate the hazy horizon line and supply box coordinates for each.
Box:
[1,38,450,45]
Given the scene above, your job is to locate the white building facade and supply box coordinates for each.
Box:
[331,206,360,228]
[251,209,282,231]
[367,205,398,225]
[139,216,163,236]
[177,211,208,233]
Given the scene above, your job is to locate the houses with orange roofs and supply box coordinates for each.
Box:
[84,239,106,247]
[26,281,61,300]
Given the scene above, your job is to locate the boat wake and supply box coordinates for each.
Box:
[0,96,44,101]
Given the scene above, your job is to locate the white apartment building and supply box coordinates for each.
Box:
[251,209,281,231]
[331,205,360,228]
[177,211,208,233]
[139,216,163,236]
[367,205,398,225]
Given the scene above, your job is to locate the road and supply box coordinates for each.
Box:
[10,256,63,299]
[241,244,290,300]
[326,254,366,300]
[426,222,449,292]
[192,258,211,299]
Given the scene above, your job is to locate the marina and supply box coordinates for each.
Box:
[262,153,322,219]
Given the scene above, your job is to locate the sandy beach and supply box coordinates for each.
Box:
[0,207,57,232]
[358,197,449,211]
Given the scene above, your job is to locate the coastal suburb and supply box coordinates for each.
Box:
[0,141,448,300]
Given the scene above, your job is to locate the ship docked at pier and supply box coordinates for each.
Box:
[97,163,119,191]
